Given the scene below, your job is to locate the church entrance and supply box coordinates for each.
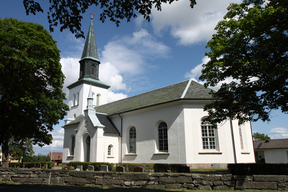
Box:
[83,135,91,162]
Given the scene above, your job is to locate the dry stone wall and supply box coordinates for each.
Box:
[0,168,287,190]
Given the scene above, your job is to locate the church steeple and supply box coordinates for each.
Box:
[79,15,100,80]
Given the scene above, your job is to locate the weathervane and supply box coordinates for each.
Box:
[90,12,94,19]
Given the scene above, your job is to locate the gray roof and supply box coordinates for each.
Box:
[96,113,119,135]
[96,80,213,115]
[63,114,119,135]
[80,18,99,62]
[254,139,288,149]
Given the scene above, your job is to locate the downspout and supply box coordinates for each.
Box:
[118,114,123,164]
[230,118,237,164]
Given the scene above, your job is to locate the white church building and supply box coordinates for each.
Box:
[62,18,255,168]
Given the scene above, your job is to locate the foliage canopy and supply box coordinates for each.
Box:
[199,0,288,125]
[252,132,270,141]
[23,0,196,38]
[0,18,68,167]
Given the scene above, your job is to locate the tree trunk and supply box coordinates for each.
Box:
[2,137,9,167]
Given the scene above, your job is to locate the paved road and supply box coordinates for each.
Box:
[0,184,183,192]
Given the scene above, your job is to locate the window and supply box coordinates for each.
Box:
[129,127,136,153]
[73,94,76,106]
[108,145,113,156]
[71,136,75,156]
[158,122,168,152]
[91,65,96,75]
[239,126,244,149]
[201,120,217,149]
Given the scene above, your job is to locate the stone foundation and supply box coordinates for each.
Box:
[0,168,287,190]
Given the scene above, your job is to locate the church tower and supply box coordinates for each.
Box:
[65,16,110,124]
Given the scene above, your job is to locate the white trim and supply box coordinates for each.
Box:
[180,78,193,98]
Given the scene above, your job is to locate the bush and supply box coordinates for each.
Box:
[69,166,75,170]
[9,162,54,169]
[228,163,288,175]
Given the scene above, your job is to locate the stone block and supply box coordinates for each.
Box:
[64,177,87,185]
[159,176,192,184]
[134,166,144,172]
[165,184,182,189]
[121,173,149,181]
[213,180,223,186]
[224,180,236,187]
[233,175,253,181]
[50,177,64,185]
[87,165,94,171]
[134,181,147,186]
[236,181,277,190]
[145,185,165,189]
[183,183,194,189]
[96,178,124,185]
[199,185,212,190]
[100,165,108,172]
[116,166,125,172]
[254,175,285,182]
[70,171,94,178]
[213,185,232,190]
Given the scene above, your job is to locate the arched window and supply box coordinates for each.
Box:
[73,94,76,106]
[71,135,75,155]
[108,145,113,156]
[158,122,168,152]
[91,65,96,75]
[201,119,217,149]
[129,127,136,153]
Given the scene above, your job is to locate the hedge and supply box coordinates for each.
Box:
[9,162,54,169]
[228,163,288,175]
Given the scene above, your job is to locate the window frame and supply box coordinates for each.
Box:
[201,119,218,150]
[158,122,168,152]
[129,127,136,153]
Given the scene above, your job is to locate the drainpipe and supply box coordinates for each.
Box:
[118,114,123,164]
[230,118,237,164]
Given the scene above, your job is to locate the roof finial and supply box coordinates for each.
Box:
[90,12,94,19]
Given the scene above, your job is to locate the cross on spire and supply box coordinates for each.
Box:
[90,12,94,19]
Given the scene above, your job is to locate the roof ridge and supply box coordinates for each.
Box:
[97,80,189,107]
[180,78,193,99]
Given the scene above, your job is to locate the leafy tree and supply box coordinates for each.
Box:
[253,132,270,141]
[25,153,50,162]
[199,0,288,125]
[0,18,68,167]
[23,0,197,38]
[9,137,35,162]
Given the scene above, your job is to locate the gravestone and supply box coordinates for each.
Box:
[88,165,94,171]
[76,165,83,171]
[100,165,108,172]
[116,166,125,172]
[134,166,144,172]
[22,164,25,168]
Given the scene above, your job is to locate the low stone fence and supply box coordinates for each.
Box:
[0,168,287,190]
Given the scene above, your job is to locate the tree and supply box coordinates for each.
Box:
[252,132,270,141]
[23,0,197,38]
[9,137,35,162]
[199,0,288,125]
[0,18,68,167]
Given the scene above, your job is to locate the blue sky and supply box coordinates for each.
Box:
[1,0,287,155]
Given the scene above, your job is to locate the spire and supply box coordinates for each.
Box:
[78,17,101,81]
[87,86,94,109]
[80,17,99,62]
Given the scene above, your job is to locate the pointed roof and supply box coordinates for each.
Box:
[96,79,213,115]
[80,18,99,62]
[254,139,288,149]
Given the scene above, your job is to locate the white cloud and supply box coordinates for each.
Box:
[107,91,128,103]
[269,127,288,139]
[150,0,242,45]
[101,29,170,77]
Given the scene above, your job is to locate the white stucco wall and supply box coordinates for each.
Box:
[66,83,108,124]
[260,149,288,163]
